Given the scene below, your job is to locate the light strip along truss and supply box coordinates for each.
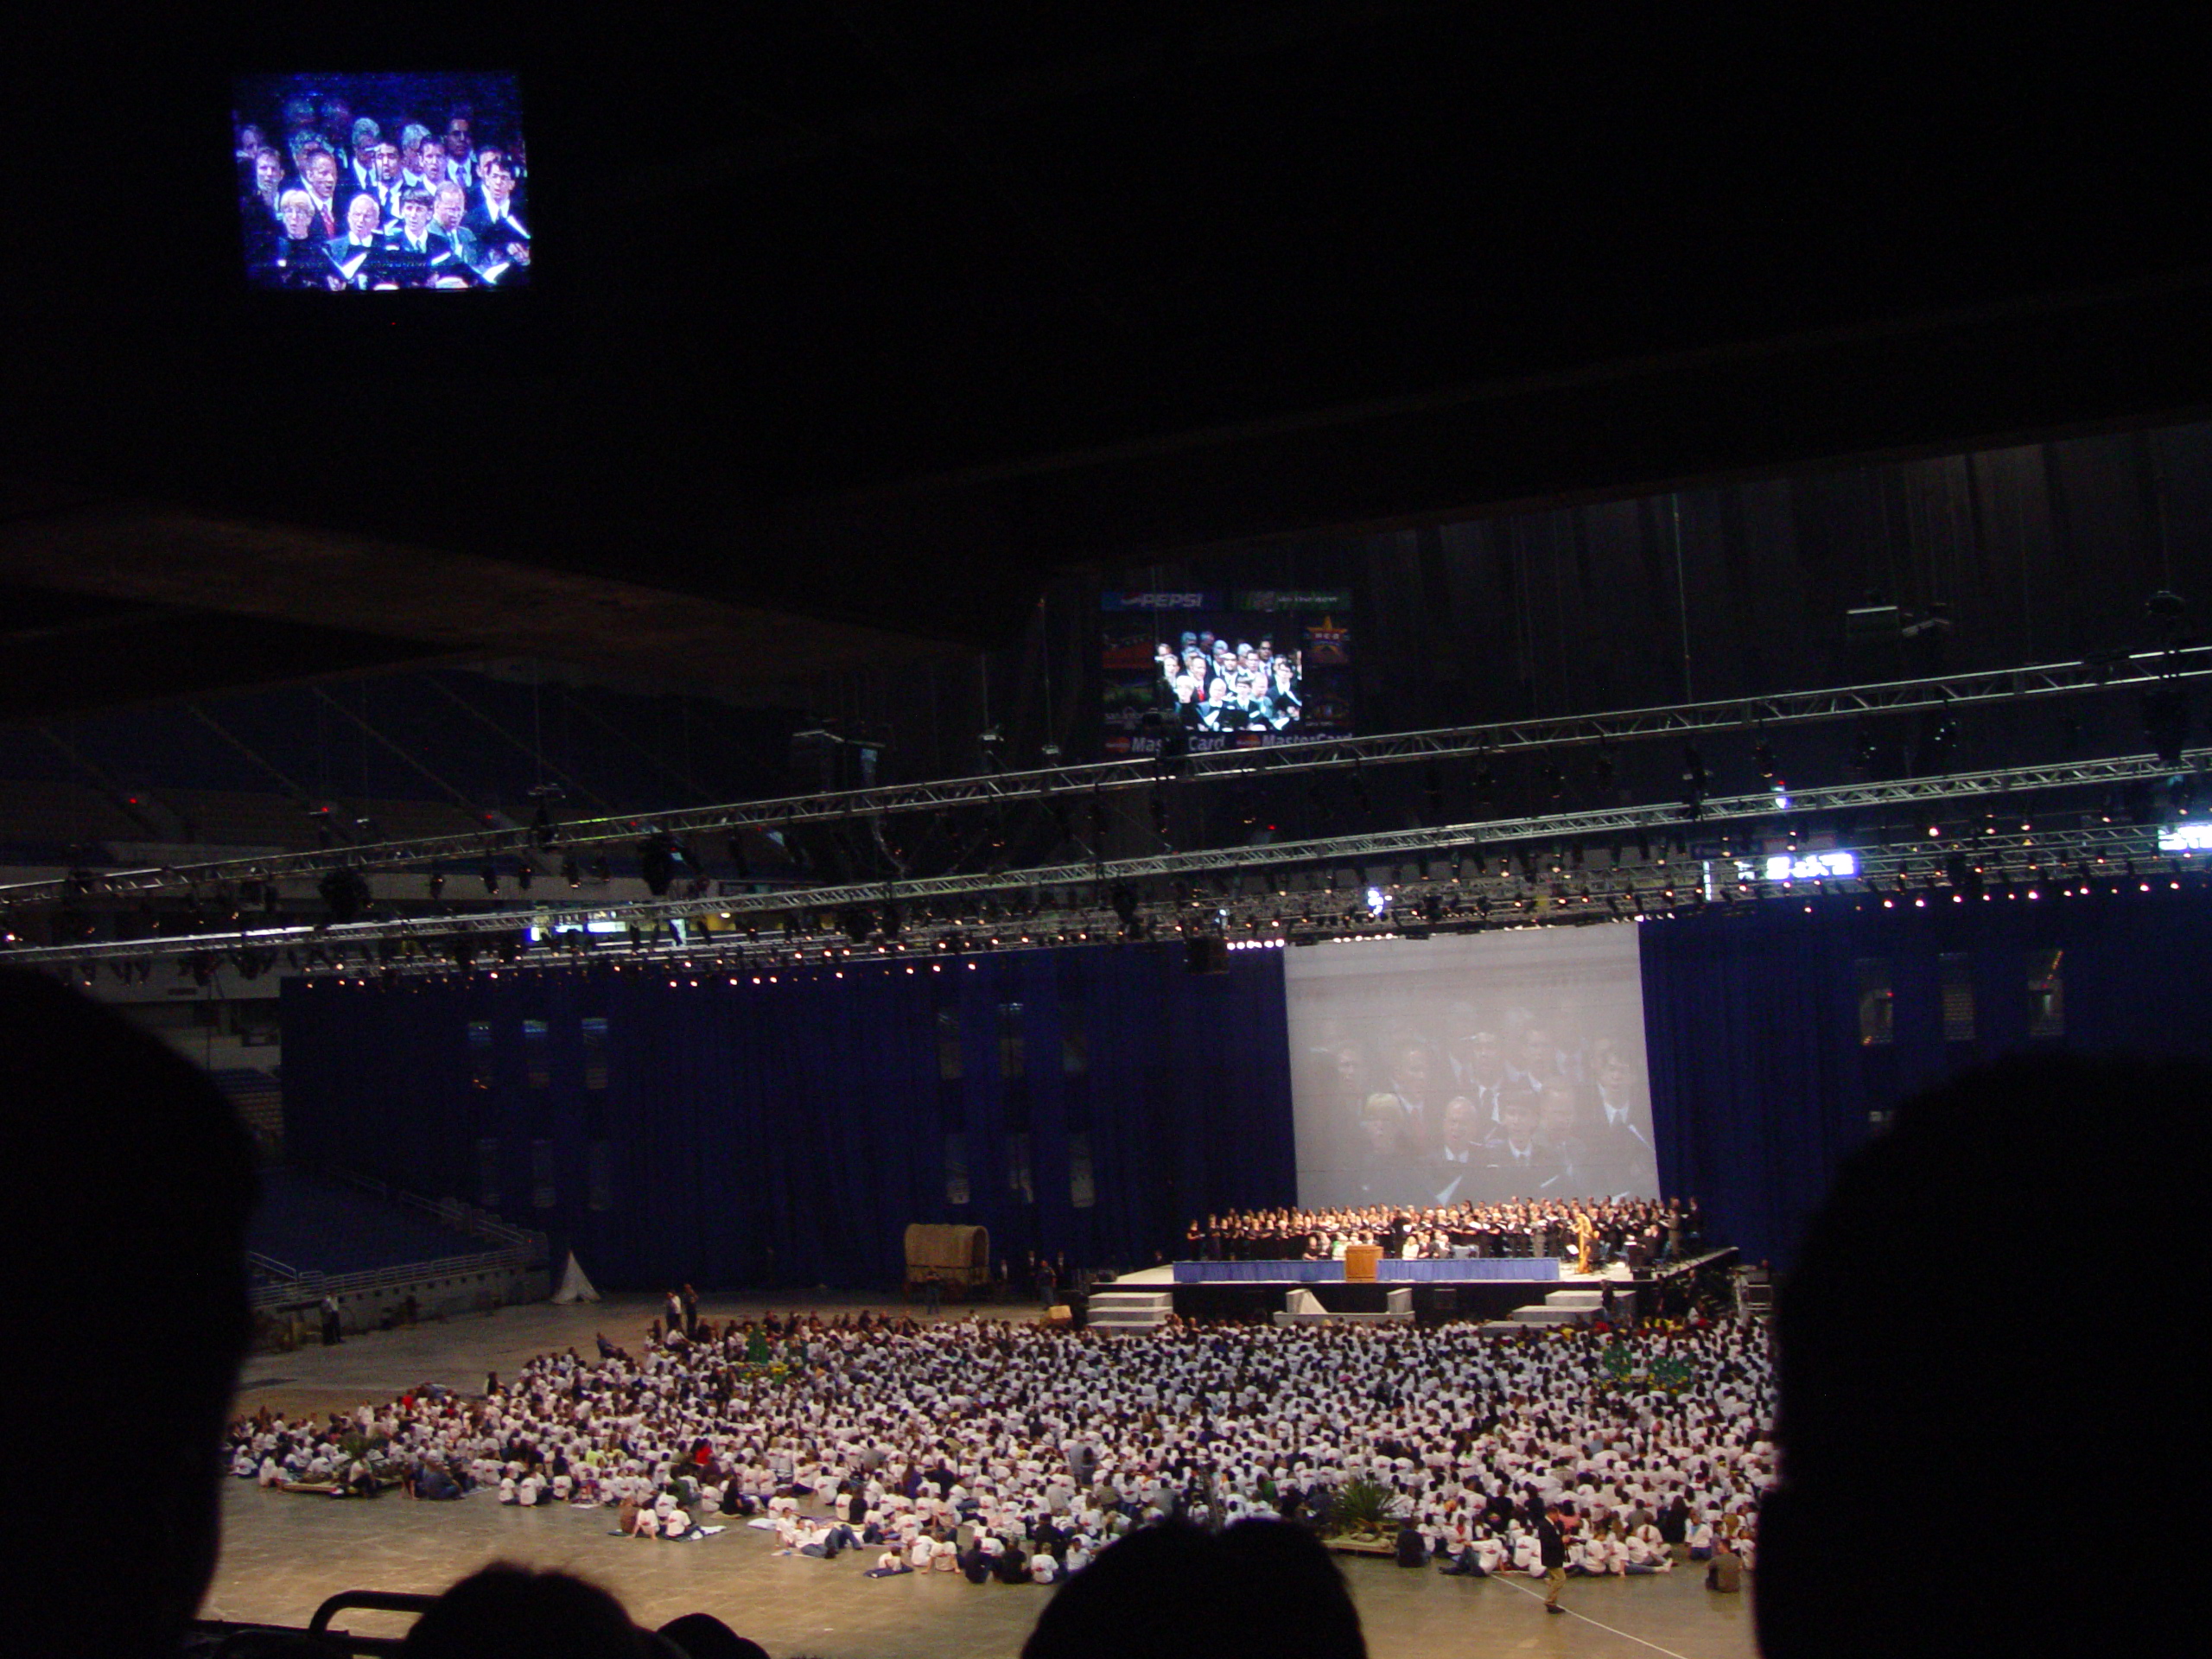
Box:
[201,821,2212,979]
[570,823,2205,968]
[3,646,2206,907]
[11,747,2204,967]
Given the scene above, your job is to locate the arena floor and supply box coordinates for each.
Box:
[216,1296,1759,1659]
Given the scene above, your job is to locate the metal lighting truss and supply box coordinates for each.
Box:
[12,746,2209,969]
[3,645,2207,907]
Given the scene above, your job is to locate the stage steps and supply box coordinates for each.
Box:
[1087,1288,1174,1332]
[1477,1285,1627,1336]
[1273,1287,1414,1326]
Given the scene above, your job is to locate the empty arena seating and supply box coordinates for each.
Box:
[248,1167,491,1276]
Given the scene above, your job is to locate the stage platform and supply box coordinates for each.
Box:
[1093,1251,1729,1327]
[1170,1257,1565,1283]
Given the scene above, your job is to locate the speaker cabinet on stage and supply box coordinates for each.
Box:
[1185,937,1230,975]
[1344,1243,1382,1281]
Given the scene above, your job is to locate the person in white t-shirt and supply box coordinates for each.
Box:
[1623,1529,1671,1573]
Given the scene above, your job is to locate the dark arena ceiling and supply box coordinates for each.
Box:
[6,8,2212,721]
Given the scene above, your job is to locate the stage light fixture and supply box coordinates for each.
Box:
[318,867,372,924]
[2145,683,2191,766]
[480,863,499,895]
[638,834,680,897]
[1681,742,1709,804]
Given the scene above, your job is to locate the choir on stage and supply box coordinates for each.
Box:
[1185,1195,1702,1266]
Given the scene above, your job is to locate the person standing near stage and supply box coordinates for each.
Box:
[1537,1503,1569,1614]
[1573,1211,1599,1276]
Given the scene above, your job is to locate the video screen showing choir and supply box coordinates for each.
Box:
[232,73,531,291]
[1101,592,1353,755]
[1285,925,1662,1209]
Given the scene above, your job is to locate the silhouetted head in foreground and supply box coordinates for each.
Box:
[403,1565,658,1659]
[1760,1053,2210,1659]
[1024,1520,1364,1659]
[656,1612,769,1659]
[2,969,257,1659]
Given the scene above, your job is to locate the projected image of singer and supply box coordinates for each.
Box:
[1376,1033,1440,1156]
[1475,1083,1561,1202]
[256,190,346,289]
[327,193,386,287]
[1355,1092,1424,1200]
[1446,1023,1510,1124]
[1429,1096,1484,1203]
[297,146,344,240]
[429,184,488,279]
[377,191,467,288]
[463,155,531,283]
[1585,1038,1654,1192]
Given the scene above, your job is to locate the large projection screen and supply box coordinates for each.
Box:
[1285,925,1660,1209]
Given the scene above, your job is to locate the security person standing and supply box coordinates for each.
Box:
[1538,1503,1569,1614]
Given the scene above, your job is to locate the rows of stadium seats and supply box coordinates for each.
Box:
[249,1167,491,1277]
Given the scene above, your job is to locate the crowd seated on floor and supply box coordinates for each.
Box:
[225,1299,1770,1586]
[1184,1195,1703,1264]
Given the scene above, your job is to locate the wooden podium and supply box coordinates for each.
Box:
[1344,1243,1382,1282]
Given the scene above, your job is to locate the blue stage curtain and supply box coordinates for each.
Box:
[284,890,2212,1288]
[1638,887,2212,1270]
[282,942,1295,1290]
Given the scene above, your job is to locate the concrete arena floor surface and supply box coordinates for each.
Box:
[215,1296,1758,1659]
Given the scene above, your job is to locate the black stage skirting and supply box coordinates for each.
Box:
[1171,1280,1543,1322]
[1070,1249,1735,1329]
